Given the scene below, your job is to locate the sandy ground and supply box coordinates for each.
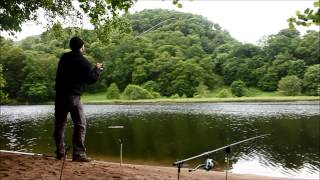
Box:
[0,151,294,180]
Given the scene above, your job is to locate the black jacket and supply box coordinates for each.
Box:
[55,51,100,95]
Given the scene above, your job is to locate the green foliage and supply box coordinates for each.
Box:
[18,52,58,102]
[0,64,9,104]
[170,94,180,99]
[288,0,320,28]
[230,80,246,97]
[95,17,133,44]
[123,84,153,100]
[142,81,159,92]
[264,29,300,59]
[106,83,121,99]
[21,83,49,102]
[258,72,279,92]
[194,82,209,98]
[0,0,135,34]
[278,75,302,96]
[287,60,306,78]
[150,91,161,98]
[216,89,232,98]
[1,0,183,40]
[0,46,27,98]
[303,64,320,95]
[294,31,320,65]
[169,60,206,97]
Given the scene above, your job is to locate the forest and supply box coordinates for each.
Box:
[0,9,319,103]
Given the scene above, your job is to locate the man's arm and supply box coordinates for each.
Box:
[81,57,103,84]
[54,54,66,90]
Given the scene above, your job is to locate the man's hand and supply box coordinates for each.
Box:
[96,63,103,70]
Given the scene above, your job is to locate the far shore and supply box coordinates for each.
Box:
[1,96,319,105]
[81,96,320,104]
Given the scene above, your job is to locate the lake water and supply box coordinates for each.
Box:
[0,102,319,179]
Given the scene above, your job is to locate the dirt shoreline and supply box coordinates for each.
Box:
[0,151,296,180]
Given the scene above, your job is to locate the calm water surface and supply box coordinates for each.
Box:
[0,102,319,179]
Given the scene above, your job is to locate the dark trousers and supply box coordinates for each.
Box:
[54,94,87,157]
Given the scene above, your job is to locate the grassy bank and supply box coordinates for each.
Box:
[82,92,319,104]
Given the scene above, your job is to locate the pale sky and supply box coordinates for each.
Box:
[1,0,318,44]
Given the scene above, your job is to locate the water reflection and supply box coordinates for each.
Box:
[0,102,319,179]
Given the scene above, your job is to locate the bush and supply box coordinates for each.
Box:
[142,81,159,92]
[151,91,161,98]
[230,80,246,97]
[142,81,161,98]
[216,89,232,98]
[278,75,302,96]
[106,83,120,99]
[258,73,278,91]
[21,82,49,102]
[303,64,320,96]
[194,82,209,97]
[170,94,180,99]
[123,84,153,100]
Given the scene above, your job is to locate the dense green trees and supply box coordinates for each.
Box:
[0,64,8,104]
[0,37,58,102]
[0,45,27,98]
[18,52,58,102]
[0,9,319,103]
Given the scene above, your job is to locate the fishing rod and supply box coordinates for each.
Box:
[0,150,55,158]
[59,145,70,180]
[172,134,270,180]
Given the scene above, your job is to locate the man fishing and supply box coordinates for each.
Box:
[54,37,103,162]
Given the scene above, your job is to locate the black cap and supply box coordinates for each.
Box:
[69,37,84,51]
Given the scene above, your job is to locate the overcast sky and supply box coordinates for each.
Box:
[2,0,317,44]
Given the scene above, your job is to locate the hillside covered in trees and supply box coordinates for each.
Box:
[0,9,319,103]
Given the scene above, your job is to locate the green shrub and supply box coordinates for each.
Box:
[106,83,120,99]
[216,89,232,98]
[258,73,278,91]
[21,82,49,102]
[142,81,161,98]
[194,82,209,97]
[142,81,159,92]
[278,75,302,96]
[170,94,180,99]
[123,84,153,100]
[303,64,320,96]
[151,91,161,98]
[230,80,246,97]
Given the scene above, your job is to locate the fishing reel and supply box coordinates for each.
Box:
[188,156,215,172]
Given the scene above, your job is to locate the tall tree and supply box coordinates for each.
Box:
[0,46,27,98]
